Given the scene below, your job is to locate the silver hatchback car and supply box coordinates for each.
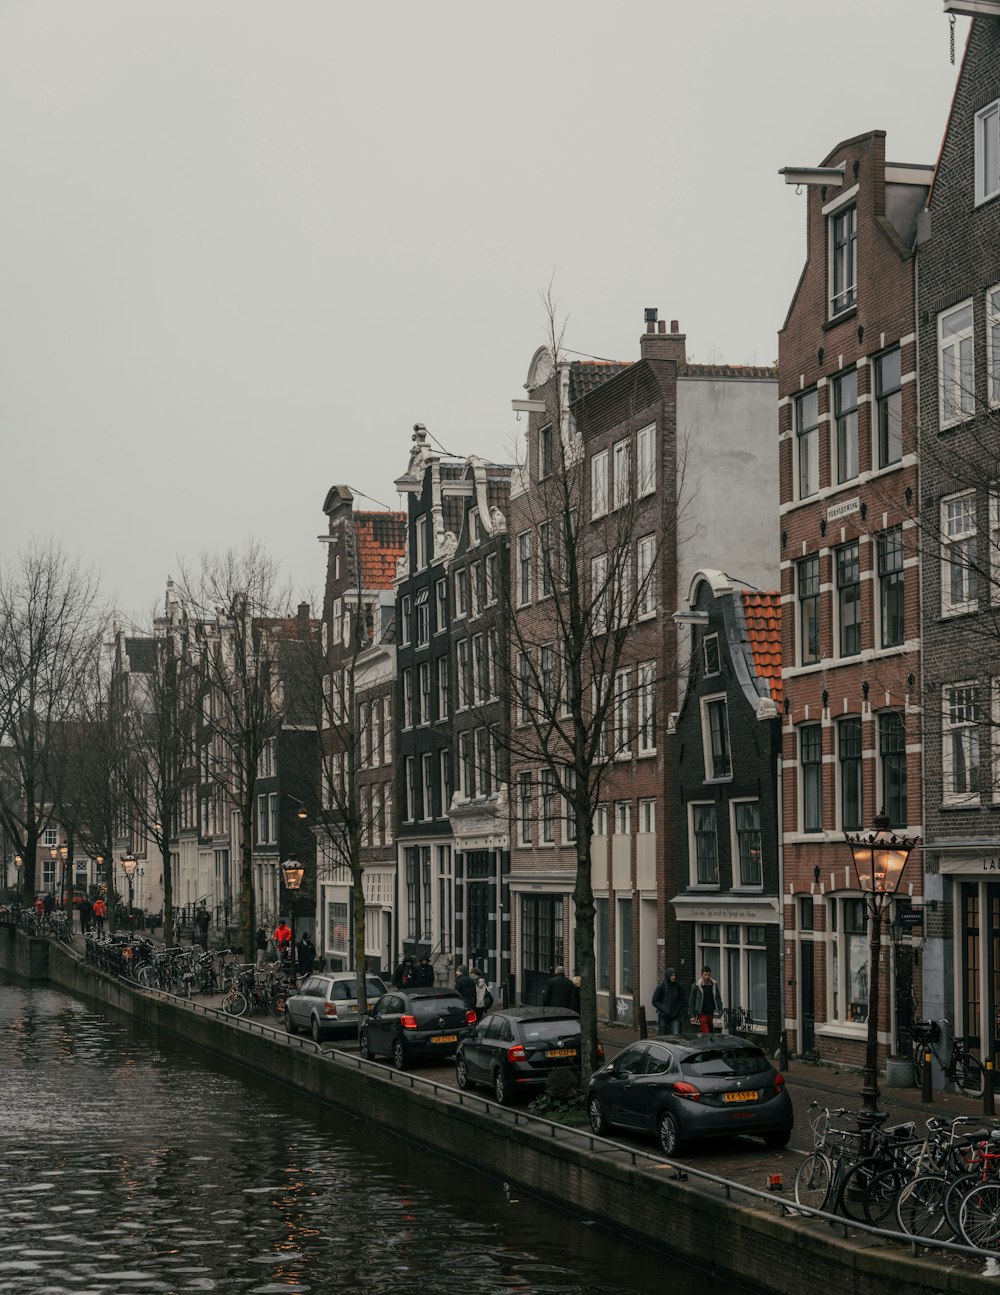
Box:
[284,972,388,1042]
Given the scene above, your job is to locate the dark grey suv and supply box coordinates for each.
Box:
[359,988,475,1069]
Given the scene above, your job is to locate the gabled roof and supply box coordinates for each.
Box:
[354,512,407,589]
[740,591,782,706]
[568,359,630,401]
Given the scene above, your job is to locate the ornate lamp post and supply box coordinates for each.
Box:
[844,810,920,1130]
[281,855,305,983]
[13,853,23,905]
[121,853,138,933]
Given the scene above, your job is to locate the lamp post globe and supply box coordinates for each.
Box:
[280,856,304,983]
[121,854,138,933]
[844,810,920,1130]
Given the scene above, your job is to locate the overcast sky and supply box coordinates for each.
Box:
[0,1,969,618]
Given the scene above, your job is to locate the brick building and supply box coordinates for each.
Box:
[777,131,929,1064]
[917,7,1000,1064]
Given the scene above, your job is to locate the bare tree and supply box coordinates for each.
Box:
[0,542,103,900]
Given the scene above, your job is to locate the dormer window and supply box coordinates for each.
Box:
[703,634,721,676]
[539,425,553,479]
[975,99,1000,206]
[829,203,857,316]
[414,516,428,570]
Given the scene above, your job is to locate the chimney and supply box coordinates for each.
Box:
[639,309,686,367]
[297,601,311,634]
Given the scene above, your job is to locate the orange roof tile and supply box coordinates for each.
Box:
[740,590,782,706]
[355,512,407,589]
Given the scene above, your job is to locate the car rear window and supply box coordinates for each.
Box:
[519,1019,581,1046]
[681,1046,769,1078]
[330,978,386,1001]
[413,995,465,1017]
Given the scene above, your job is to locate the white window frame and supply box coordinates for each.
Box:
[613,667,632,757]
[538,424,553,479]
[730,798,762,890]
[538,521,554,597]
[436,657,449,720]
[938,299,975,428]
[517,531,533,607]
[591,552,608,635]
[827,895,870,1028]
[988,286,1000,408]
[829,202,856,317]
[637,534,656,618]
[940,489,978,617]
[613,438,630,510]
[594,804,608,837]
[382,696,392,764]
[636,423,655,497]
[517,771,532,845]
[943,681,980,806]
[795,388,820,500]
[404,756,416,822]
[637,661,656,755]
[540,768,556,844]
[591,449,609,519]
[399,595,411,646]
[435,578,448,634]
[440,749,451,811]
[418,662,431,726]
[415,515,427,571]
[975,99,1000,207]
[689,801,720,888]
[402,668,414,728]
[421,752,434,821]
[639,798,655,834]
[700,693,731,782]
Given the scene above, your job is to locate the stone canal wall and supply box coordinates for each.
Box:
[1,932,988,1295]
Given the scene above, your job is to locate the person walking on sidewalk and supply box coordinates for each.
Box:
[689,966,723,1035]
[195,903,211,950]
[92,896,107,937]
[652,967,685,1036]
[542,966,575,1009]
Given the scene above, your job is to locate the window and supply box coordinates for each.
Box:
[976,99,1000,206]
[636,424,655,496]
[517,531,532,606]
[540,768,556,843]
[613,438,630,510]
[613,668,632,754]
[989,287,1000,408]
[879,711,907,828]
[798,555,820,665]
[591,552,609,634]
[593,676,610,759]
[618,899,633,995]
[538,521,554,596]
[591,448,608,519]
[383,784,393,844]
[800,725,823,832]
[382,696,392,763]
[405,756,416,821]
[829,897,868,1025]
[833,369,858,483]
[539,424,553,479]
[419,662,431,725]
[596,899,609,992]
[459,732,474,799]
[484,551,497,606]
[733,801,761,887]
[256,793,270,845]
[518,772,532,845]
[941,491,978,614]
[595,804,608,837]
[517,652,531,726]
[540,645,556,710]
[836,541,861,657]
[469,562,481,618]
[944,683,980,802]
[875,348,902,466]
[415,515,427,570]
[399,595,411,645]
[421,752,434,820]
[457,639,471,709]
[476,727,490,796]
[702,696,731,780]
[796,389,820,499]
[703,634,721,676]
[616,800,631,835]
[440,750,451,812]
[454,568,468,618]
[691,805,719,886]
[638,661,656,754]
[637,534,655,617]
[830,203,856,316]
[939,301,974,426]
[472,633,486,704]
[838,717,863,831]
[435,577,448,632]
[639,799,655,834]
[415,599,430,649]
[402,668,414,727]
[564,765,578,842]
[436,657,449,720]
[876,527,904,648]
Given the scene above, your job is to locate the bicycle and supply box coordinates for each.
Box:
[911,1018,986,1098]
[794,1104,863,1211]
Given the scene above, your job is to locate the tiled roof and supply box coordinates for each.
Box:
[686,364,778,380]
[355,512,407,589]
[568,359,630,401]
[740,591,782,705]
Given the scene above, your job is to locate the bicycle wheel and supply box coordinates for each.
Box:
[136,964,159,989]
[222,991,247,1017]
[945,1171,982,1237]
[959,1182,1000,1248]
[955,1053,987,1098]
[836,1158,882,1223]
[863,1166,911,1227]
[794,1152,833,1210]
[896,1173,949,1238]
[912,1049,925,1089]
[271,993,287,1023]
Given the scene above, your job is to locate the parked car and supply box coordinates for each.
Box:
[586,1035,792,1156]
[284,972,388,1042]
[455,1007,600,1105]
[359,988,475,1069]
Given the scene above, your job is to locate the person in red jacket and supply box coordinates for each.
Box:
[273,920,292,966]
[92,897,107,937]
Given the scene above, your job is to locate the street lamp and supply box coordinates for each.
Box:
[845,809,920,1130]
[280,855,305,982]
[50,841,70,915]
[121,853,138,933]
[13,853,23,904]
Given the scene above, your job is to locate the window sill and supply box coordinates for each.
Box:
[637,610,657,622]
[939,605,979,620]
[637,749,658,759]
[823,305,857,331]
[687,883,722,892]
[940,797,981,811]
[816,1022,867,1040]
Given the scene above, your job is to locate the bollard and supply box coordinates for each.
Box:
[638,1005,648,1040]
[779,1029,790,1072]
[922,1048,933,1104]
[985,1061,996,1118]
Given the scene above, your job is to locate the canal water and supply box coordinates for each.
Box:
[0,977,753,1294]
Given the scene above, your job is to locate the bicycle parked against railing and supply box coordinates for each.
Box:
[911,1018,986,1097]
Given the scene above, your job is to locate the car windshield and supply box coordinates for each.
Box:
[413,995,464,1017]
[330,978,386,1001]
[681,1046,769,1078]
[520,1019,581,1046]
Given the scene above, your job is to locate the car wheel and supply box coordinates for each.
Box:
[284,1009,297,1035]
[359,1029,373,1061]
[587,1095,607,1136]
[311,1016,324,1044]
[493,1068,509,1105]
[392,1038,406,1070]
[456,1057,470,1090]
[763,1130,791,1149]
[657,1111,683,1157]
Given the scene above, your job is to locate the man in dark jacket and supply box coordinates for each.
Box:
[297,933,316,976]
[652,967,685,1036]
[542,966,575,1009]
[414,955,435,987]
[79,896,93,934]
[393,955,415,989]
[454,965,477,1011]
[688,966,724,1035]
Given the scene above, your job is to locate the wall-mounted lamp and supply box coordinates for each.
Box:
[783,696,791,716]
[822,690,829,710]
[813,866,821,884]
[905,486,913,506]
[907,673,915,688]
[862,681,870,701]
[857,325,864,345]
[817,347,825,366]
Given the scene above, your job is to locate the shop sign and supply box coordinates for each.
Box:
[939,856,1000,875]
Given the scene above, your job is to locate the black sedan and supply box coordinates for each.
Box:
[455,1007,596,1104]
[359,988,475,1069]
[586,1035,792,1156]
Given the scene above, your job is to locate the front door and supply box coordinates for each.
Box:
[520,894,563,1005]
[800,941,815,1055]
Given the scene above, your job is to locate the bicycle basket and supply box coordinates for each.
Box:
[911,1019,940,1043]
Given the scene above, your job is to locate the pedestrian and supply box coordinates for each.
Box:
[542,965,575,1009]
[273,919,292,966]
[688,966,723,1035]
[414,954,435,987]
[652,967,685,1036]
[454,964,477,1012]
[255,925,268,967]
[474,968,494,1020]
[43,892,54,917]
[79,896,93,935]
[34,894,45,917]
[194,902,211,950]
[92,896,107,937]
[393,954,415,988]
[297,932,316,976]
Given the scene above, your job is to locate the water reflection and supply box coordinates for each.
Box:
[0,977,752,1293]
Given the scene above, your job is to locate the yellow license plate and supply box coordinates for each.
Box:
[546,1048,577,1058]
[431,1034,457,1044]
[724,1090,759,1103]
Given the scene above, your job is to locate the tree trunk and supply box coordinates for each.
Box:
[161,836,174,948]
[22,827,39,901]
[351,850,368,1029]
[574,817,599,1085]
[240,803,255,956]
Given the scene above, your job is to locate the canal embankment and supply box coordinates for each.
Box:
[1,927,991,1295]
